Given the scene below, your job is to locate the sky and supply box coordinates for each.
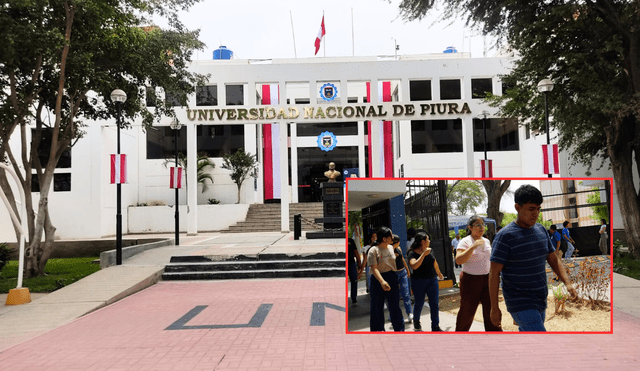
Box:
[156,0,496,61]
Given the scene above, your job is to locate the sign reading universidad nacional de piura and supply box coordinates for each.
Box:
[185,102,472,123]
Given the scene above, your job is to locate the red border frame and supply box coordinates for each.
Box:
[344,177,614,335]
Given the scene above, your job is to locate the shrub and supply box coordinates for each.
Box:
[0,243,11,271]
[207,198,221,205]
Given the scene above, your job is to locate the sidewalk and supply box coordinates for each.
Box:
[0,231,343,352]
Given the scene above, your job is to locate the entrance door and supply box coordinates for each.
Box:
[297,146,359,202]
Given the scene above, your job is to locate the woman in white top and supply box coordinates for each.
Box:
[454,215,502,332]
[599,219,609,255]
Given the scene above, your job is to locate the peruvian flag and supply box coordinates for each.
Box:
[542,144,560,175]
[480,159,493,178]
[110,154,127,184]
[261,84,281,200]
[366,81,393,178]
[314,16,325,55]
[170,167,183,189]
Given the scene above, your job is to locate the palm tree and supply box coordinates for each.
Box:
[163,152,215,193]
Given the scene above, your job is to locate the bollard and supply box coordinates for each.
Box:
[294,214,301,240]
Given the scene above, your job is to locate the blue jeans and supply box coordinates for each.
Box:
[370,271,405,332]
[411,276,439,330]
[348,260,358,303]
[396,269,412,316]
[565,242,575,259]
[511,309,546,331]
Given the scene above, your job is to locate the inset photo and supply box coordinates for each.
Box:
[346,178,613,333]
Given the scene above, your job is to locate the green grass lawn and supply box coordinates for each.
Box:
[613,255,640,280]
[0,258,101,294]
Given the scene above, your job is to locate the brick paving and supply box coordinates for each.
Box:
[1,278,639,370]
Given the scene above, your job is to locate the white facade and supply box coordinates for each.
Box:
[2,53,571,242]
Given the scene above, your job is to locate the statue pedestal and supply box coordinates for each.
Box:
[307,182,345,239]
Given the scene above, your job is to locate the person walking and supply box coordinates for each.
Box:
[454,216,502,332]
[348,238,362,304]
[392,234,413,323]
[359,232,377,293]
[367,227,405,332]
[490,185,576,332]
[408,231,444,332]
[562,221,576,260]
[452,232,461,268]
[599,219,609,256]
[549,225,562,260]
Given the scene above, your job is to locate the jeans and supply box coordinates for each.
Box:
[411,276,439,330]
[370,271,405,332]
[565,242,575,259]
[511,309,547,331]
[396,269,412,317]
[348,260,358,303]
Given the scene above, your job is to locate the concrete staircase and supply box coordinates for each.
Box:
[221,202,344,233]
[162,252,346,280]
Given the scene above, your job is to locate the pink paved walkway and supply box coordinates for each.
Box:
[1,279,639,370]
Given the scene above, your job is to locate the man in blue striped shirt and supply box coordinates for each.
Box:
[489,184,576,331]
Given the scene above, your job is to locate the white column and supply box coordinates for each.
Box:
[280,123,290,232]
[291,122,299,203]
[462,116,475,177]
[187,123,198,235]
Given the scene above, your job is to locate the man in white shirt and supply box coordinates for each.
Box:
[452,233,461,268]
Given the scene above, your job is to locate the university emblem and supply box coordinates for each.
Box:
[317,131,337,152]
[319,83,338,102]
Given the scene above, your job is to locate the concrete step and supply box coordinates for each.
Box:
[162,252,346,280]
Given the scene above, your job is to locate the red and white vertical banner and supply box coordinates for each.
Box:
[542,144,560,175]
[366,81,393,178]
[314,15,325,56]
[110,154,127,184]
[480,159,493,178]
[170,167,183,189]
[261,84,281,200]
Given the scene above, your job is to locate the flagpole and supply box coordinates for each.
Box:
[290,10,297,58]
[323,10,326,57]
[351,8,355,56]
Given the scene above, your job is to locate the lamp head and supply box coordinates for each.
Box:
[170,120,182,131]
[110,89,127,103]
[537,79,554,93]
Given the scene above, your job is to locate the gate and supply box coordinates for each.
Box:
[405,180,455,284]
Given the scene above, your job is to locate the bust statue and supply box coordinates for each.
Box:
[324,162,340,182]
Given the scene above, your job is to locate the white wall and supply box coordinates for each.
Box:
[127,204,249,233]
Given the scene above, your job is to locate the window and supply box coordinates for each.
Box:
[198,125,245,158]
[145,87,156,107]
[31,128,71,192]
[410,80,432,101]
[569,197,578,219]
[501,76,515,96]
[471,78,493,99]
[226,85,244,105]
[297,122,358,137]
[196,85,217,106]
[411,119,463,153]
[472,118,519,152]
[165,91,181,107]
[439,79,461,100]
[146,127,187,160]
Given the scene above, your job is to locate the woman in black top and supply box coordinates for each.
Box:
[408,231,444,331]
[348,238,362,304]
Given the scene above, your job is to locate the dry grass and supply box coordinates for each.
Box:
[439,289,611,332]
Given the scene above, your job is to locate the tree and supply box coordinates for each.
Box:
[395,0,640,258]
[586,188,609,223]
[221,148,259,204]
[163,152,215,193]
[0,0,206,276]
[446,180,486,216]
[482,180,511,241]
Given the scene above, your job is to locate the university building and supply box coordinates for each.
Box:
[1,51,561,241]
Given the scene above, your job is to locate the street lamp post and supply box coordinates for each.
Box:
[537,78,555,178]
[170,120,182,245]
[110,89,127,265]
